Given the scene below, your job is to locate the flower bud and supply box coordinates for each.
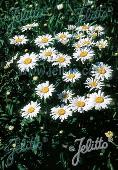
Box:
[57,4,63,10]
[33,76,38,81]
[8,125,14,131]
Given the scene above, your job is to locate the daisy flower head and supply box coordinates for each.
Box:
[73,47,94,63]
[80,37,93,47]
[88,24,104,33]
[63,69,81,83]
[88,31,98,39]
[39,47,57,62]
[76,23,91,32]
[21,101,41,119]
[10,35,28,45]
[35,81,55,99]
[70,96,93,113]
[67,25,77,31]
[50,105,72,122]
[58,90,73,103]
[17,52,38,72]
[21,22,39,32]
[73,41,81,50]
[34,34,53,48]
[94,25,104,35]
[96,39,108,49]
[91,62,113,80]
[56,32,72,44]
[85,77,104,91]
[73,38,93,50]
[52,53,71,68]
[74,31,84,40]
[89,91,112,110]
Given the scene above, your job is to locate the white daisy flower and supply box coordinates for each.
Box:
[50,105,72,122]
[35,81,55,99]
[89,91,112,110]
[39,47,57,62]
[58,90,73,103]
[88,25,104,38]
[70,96,93,113]
[67,25,77,31]
[73,41,81,49]
[34,34,53,47]
[63,69,81,83]
[88,31,98,39]
[74,31,85,40]
[17,52,38,72]
[10,35,28,45]
[56,32,72,44]
[76,23,91,32]
[91,62,113,80]
[85,77,104,91]
[21,101,41,119]
[52,53,71,68]
[96,39,108,49]
[73,47,94,63]
[73,38,93,50]
[21,22,39,32]
[80,37,93,47]
[94,25,104,35]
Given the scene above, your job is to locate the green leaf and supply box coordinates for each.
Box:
[17,164,27,170]
[107,159,114,170]
[32,134,40,154]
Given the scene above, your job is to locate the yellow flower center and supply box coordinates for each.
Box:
[82,25,89,30]
[95,96,104,103]
[89,81,97,87]
[41,86,49,93]
[92,33,97,38]
[57,57,65,63]
[67,74,75,79]
[41,37,49,43]
[58,108,65,115]
[44,51,52,57]
[99,44,105,48]
[80,51,88,57]
[98,67,106,74]
[59,34,67,40]
[75,34,81,39]
[28,106,35,113]
[63,93,68,99]
[15,37,23,43]
[76,101,85,107]
[23,58,32,64]
[83,41,91,46]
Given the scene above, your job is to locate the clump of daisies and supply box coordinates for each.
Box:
[9,22,113,122]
